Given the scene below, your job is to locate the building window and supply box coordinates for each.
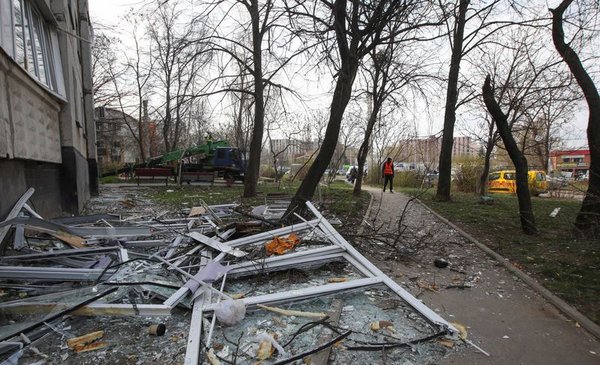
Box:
[3,0,57,91]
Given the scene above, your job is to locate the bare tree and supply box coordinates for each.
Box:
[148,0,210,152]
[551,0,600,237]
[264,103,303,184]
[284,0,442,217]
[200,0,304,197]
[124,19,155,162]
[477,26,572,234]
[93,24,154,164]
[519,85,577,171]
[459,25,576,196]
[478,112,498,196]
[436,0,533,201]
[353,40,434,196]
[483,75,537,234]
[326,114,361,185]
[91,31,123,106]
[229,60,254,155]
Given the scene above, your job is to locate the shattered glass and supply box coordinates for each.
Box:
[0,286,115,342]
[207,285,449,364]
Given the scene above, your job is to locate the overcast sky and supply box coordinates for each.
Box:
[88,0,590,149]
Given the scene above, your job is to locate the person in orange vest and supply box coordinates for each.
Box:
[382,157,394,193]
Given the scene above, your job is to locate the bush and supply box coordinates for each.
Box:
[99,161,124,176]
[453,158,483,193]
[364,170,380,185]
[396,171,422,188]
[260,165,278,179]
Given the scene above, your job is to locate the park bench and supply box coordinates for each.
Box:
[134,167,173,186]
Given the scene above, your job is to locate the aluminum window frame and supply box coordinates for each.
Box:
[1,0,60,93]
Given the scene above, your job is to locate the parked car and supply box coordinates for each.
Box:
[547,175,569,188]
[576,171,589,181]
[345,165,367,179]
[424,171,439,187]
[488,170,548,196]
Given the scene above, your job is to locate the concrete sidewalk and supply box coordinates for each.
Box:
[360,186,600,365]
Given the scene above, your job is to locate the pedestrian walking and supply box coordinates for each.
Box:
[349,166,357,184]
[382,157,394,193]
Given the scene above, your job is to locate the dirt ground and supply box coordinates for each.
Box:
[355,185,600,365]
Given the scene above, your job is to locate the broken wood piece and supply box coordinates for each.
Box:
[256,304,326,318]
[0,216,87,248]
[438,338,455,348]
[188,206,206,217]
[67,330,105,349]
[327,277,348,283]
[73,341,108,353]
[450,322,467,341]
[257,339,274,360]
[370,320,396,333]
[311,298,343,365]
[52,231,86,248]
[417,281,439,292]
[206,348,221,365]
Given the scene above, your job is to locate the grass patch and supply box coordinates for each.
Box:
[402,188,600,325]
[100,175,122,184]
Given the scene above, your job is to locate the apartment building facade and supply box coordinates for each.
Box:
[0,0,96,218]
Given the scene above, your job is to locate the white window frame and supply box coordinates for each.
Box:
[0,0,64,97]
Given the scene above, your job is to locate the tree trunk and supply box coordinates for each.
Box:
[235,72,247,152]
[243,0,265,198]
[551,0,600,237]
[163,89,172,152]
[479,136,495,196]
[483,76,537,235]
[287,59,358,214]
[173,99,181,150]
[436,0,469,202]
[285,0,359,216]
[353,103,379,196]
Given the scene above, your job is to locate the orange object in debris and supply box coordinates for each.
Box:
[265,233,300,255]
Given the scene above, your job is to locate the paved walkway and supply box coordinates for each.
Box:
[361,185,600,365]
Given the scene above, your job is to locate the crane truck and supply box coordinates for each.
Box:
[150,140,245,183]
[104,140,245,183]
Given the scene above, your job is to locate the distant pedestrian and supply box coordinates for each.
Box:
[382,157,394,193]
[349,166,357,184]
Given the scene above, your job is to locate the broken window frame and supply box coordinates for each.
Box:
[181,202,456,364]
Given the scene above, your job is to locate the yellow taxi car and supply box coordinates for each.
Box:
[488,170,548,196]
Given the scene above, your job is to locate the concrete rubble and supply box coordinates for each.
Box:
[0,188,459,364]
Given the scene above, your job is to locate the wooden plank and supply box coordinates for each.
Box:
[67,330,104,349]
[311,298,344,365]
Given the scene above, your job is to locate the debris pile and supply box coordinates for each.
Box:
[0,188,458,364]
